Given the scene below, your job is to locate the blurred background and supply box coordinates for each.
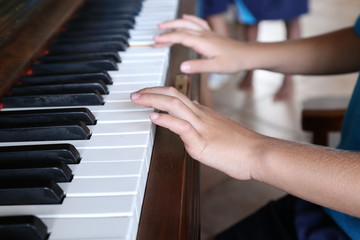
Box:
[199,0,360,238]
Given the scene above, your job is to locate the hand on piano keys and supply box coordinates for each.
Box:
[153,15,249,75]
[130,86,258,181]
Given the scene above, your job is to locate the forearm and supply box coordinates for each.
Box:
[244,28,360,75]
[252,137,360,217]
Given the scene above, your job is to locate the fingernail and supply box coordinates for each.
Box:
[181,63,191,73]
[150,112,160,120]
[131,92,141,100]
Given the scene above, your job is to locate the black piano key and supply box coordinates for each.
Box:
[77,6,142,16]
[53,34,128,46]
[72,14,135,23]
[0,108,97,125]
[76,9,141,16]
[31,59,118,75]
[59,28,130,38]
[12,81,109,95]
[0,161,73,182]
[65,19,134,30]
[20,72,113,85]
[48,41,126,54]
[39,52,121,63]
[0,215,48,240]
[0,122,91,142]
[0,144,81,164]
[0,181,65,205]
[82,0,142,9]
[3,91,104,108]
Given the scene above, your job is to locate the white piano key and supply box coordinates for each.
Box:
[120,46,169,56]
[118,58,166,68]
[111,74,163,84]
[69,161,143,178]
[0,133,151,148]
[117,61,166,71]
[1,100,153,112]
[0,196,135,218]
[110,65,165,76]
[94,110,152,123]
[105,84,160,98]
[76,147,147,163]
[88,122,152,135]
[121,55,168,63]
[44,217,132,240]
[59,177,138,196]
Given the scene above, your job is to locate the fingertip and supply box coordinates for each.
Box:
[157,22,166,29]
[180,62,191,73]
[150,112,160,120]
[130,92,141,100]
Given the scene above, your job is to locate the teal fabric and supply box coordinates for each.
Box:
[323,15,360,240]
[234,0,257,25]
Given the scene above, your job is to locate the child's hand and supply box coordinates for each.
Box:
[158,14,211,32]
[153,14,251,74]
[131,86,264,180]
[154,29,249,74]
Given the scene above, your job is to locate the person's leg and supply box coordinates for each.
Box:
[200,0,231,107]
[207,13,230,37]
[274,18,301,101]
[238,23,258,91]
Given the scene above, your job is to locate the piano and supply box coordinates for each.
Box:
[0,0,200,239]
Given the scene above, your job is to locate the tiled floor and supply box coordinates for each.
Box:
[200,0,360,239]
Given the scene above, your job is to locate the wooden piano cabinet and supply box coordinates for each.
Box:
[0,0,84,97]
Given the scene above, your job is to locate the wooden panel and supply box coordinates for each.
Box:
[0,0,84,97]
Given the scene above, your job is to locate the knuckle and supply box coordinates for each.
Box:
[166,86,179,96]
[180,121,193,133]
[169,97,183,109]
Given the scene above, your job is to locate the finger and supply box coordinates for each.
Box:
[132,86,198,112]
[154,31,211,57]
[158,19,206,31]
[151,42,173,48]
[154,30,202,47]
[149,112,203,152]
[130,92,200,125]
[182,14,211,30]
[180,59,221,74]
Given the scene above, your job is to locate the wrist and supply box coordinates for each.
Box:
[235,42,264,72]
[248,135,275,182]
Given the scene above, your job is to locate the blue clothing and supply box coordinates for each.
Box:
[323,15,360,240]
[200,0,308,25]
[242,0,309,22]
[199,0,233,18]
[234,0,257,25]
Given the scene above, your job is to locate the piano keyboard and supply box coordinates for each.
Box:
[0,0,179,239]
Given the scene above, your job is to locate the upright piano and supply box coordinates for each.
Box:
[0,0,200,239]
